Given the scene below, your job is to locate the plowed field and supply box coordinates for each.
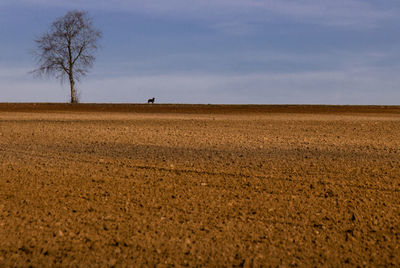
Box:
[1,104,399,266]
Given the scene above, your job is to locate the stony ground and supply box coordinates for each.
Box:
[0,104,399,266]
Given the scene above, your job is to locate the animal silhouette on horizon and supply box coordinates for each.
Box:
[147,97,155,104]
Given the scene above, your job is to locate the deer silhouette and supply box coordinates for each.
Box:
[147,97,155,104]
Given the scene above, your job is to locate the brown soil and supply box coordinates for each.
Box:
[1,104,399,266]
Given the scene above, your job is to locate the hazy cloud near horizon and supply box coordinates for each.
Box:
[1,1,400,104]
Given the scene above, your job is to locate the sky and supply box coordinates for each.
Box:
[1,0,400,104]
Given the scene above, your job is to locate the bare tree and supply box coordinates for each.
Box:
[32,10,101,103]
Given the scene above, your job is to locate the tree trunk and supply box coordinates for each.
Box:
[69,75,77,103]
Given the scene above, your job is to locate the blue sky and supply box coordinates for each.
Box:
[1,0,400,104]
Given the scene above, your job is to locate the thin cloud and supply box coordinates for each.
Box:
[0,66,32,81]
[91,49,395,78]
[257,0,395,27]
[3,64,400,104]
[78,67,400,104]
[14,0,398,30]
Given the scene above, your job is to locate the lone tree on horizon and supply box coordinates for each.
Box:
[32,10,101,103]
